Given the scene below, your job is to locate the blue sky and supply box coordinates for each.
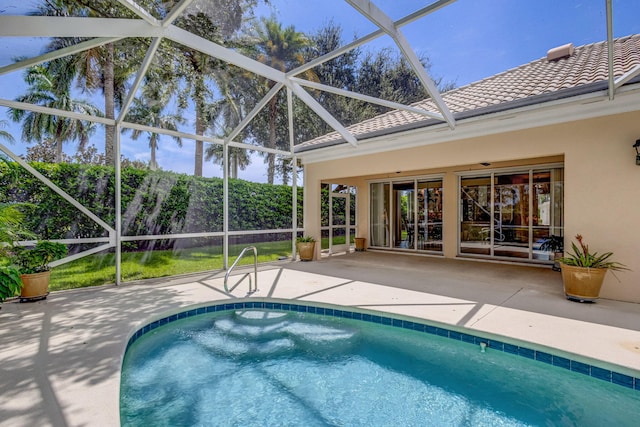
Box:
[1,0,640,182]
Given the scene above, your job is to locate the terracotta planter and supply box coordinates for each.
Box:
[20,271,51,301]
[560,263,608,302]
[297,242,315,261]
[354,237,366,252]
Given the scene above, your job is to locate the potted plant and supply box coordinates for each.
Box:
[539,234,564,271]
[0,202,30,303]
[354,237,366,252]
[296,236,316,261]
[558,234,628,302]
[0,200,67,301]
[12,241,67,300]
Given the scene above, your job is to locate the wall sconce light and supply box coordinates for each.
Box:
[634,140,640,165]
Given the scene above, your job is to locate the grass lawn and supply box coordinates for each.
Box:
[50,240,293,291]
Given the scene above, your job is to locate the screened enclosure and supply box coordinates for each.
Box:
[0,0,636,288]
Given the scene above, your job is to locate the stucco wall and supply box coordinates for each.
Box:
[303,111,640,303]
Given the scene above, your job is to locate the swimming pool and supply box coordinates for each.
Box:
[121,301,640,426]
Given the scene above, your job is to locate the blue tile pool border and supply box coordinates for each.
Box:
[126,300,640,392]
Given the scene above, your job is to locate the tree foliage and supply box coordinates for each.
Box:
[165,0,260,176]
[245,17,313,184]
[9,65,101,163]
[31,0,146,165]
[298,22,455,141]
[0,120,15,144]
[11,5,453,185]
[0,161,302,251]
[122,59,185,171]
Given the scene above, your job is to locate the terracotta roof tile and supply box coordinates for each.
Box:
[298,35,640,151]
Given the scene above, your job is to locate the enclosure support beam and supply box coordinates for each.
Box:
[162,0,196,28]
[290,77,444,121]
[0,143,115,234]
[288,0,458,78]
[223,141,229,270]
[290,82,358,146]
[288,88,298,259]
[225,82,284,144]
[0,99,114,126]
[115,125,122,285]
[118,37,163,123]
[346,0,455,129]
[0,16,163,38]
[614,64,640,89]
[116,0,160,26]
[0,37,122,77]
[606,0,615,100]
[0,143,116,269]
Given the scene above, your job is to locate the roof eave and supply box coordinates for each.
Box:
[296,79,640,163]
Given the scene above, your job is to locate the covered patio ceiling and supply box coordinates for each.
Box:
[0,0,636,164]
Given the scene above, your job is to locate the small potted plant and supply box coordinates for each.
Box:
[12,241,67,301]
[354,237,366,252]
[558,234,628,302]
[539,234,564,271]
[0,201,67,301]
[296,236,316,261]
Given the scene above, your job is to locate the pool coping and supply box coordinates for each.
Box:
[126,298,640,393]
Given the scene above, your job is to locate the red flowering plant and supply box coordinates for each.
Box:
[558,234,628,271]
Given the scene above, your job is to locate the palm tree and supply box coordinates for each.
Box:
[253,17,313,184]
[123,96,184,170]
[33,1,143,166]
[9,65,101,163]
[205,67,253,178]
[170,1,256,177]
[44,36,137,166]
[172,11,229,178]
[122,53,185,171]
[0,120,15,144]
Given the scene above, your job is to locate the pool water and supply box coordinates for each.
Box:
[120,310,640,426]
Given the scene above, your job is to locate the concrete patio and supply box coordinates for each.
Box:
[1,251,639,427]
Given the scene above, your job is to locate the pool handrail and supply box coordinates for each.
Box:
[224,246,258,294]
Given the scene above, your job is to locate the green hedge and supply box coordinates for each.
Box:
[0,162,303,249]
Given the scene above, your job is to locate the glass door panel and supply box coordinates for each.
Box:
[349,187,357,247]
[392,182,415,249]
[320,183,330,250]
[330,185,349,253]
[418,180,443,252]
[493,173,530,259]
[532,170,564,261]
[370,183,390,247]
[460,176,492,255]
[532,171,551,260]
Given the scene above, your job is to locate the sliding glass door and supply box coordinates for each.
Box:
[321,183,356,254]
[459,166,563,262]
[370,178,443,253]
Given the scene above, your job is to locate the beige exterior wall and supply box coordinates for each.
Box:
[303,111,640,303]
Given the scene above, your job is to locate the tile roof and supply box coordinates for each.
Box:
[297,34,640,151]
